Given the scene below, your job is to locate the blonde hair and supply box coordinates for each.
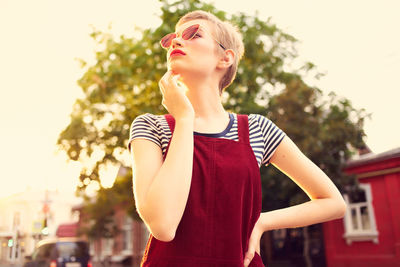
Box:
[177,10,245,95]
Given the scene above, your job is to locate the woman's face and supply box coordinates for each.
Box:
[166,19,223,78]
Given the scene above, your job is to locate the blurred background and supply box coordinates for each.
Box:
[1,0,399,266]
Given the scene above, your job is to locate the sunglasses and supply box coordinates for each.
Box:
[160,24,226,50]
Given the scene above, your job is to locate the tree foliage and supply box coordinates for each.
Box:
[262,79,367,210]
[77,167,139,239]
[58,0,368,239]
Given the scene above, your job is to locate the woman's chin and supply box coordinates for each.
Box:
[168,63,186,75]
[167,62,203,81]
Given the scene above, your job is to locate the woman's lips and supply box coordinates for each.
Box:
[170,49,186,57]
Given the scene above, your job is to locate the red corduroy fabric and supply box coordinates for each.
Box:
[140,114,264,267]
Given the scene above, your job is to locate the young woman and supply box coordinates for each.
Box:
[129,10,346,267]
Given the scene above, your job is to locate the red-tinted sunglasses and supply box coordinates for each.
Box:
[160,24,226,50]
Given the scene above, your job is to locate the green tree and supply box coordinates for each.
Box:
[260,79,367,266]
[76,167,139,261]
[58,0,302,195]
[58,0,368,266]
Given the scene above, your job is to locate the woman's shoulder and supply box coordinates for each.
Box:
[247,113,272,125]
[128,113,169,151]
[246,113,286,165]
[133,113,166,123]
[131,113,169,129]
[247,113,285,134]
[130,113,170,135]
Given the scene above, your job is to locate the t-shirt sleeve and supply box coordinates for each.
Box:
[128,113,162,152]
[255,114,286,166]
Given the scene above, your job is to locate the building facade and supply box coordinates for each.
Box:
[0,189,80,265]
[323,147,400,267]
[81,203,148,267]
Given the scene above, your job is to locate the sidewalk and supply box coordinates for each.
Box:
[0,263,21,267]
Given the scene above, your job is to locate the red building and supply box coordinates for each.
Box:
[323,147,400,267]
[80,204,148,266]
[71,167,149,267]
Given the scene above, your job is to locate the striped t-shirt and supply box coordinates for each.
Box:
[128,112,286,168]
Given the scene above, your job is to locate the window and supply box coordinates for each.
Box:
[89,239,95,258]
[101,238,113,256]
[56,241,89,258]
[36,244,55,260]
[343,183,378,244]
[122,216,133,254]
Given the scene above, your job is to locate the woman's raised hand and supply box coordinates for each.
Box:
[159,70,195,121]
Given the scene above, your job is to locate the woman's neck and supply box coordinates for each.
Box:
[182,76,227,121]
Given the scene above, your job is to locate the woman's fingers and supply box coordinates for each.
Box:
[158,70,194,120]
[243,250,254,267]
[165,71,179,90]
[159,71,176,112]
[244,219,263,267]
[159,70,178,94]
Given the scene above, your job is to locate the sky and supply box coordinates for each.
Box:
[0,0,399,198]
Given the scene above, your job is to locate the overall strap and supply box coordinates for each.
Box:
[164,114,175,134]
[237,114,250,144]
[162,114,176,161]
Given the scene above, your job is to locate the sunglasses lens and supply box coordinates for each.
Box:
[182,24,199,40]
[160,33,176,48]
[160,24,200,48]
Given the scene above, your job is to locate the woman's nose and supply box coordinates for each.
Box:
[171,36,183,48]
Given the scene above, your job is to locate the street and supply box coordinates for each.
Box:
[0,263,21,267]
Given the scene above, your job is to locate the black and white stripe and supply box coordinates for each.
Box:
[128,113,285,167]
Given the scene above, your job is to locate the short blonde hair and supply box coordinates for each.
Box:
[177,10,245,95]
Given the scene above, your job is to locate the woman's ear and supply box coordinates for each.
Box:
[217,49,235,69]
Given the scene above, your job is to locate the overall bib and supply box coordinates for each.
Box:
[140,114,265,267]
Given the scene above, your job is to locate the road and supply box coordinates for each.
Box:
[0,263,22,267]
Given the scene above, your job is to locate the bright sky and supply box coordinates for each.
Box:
[1,0,399,198]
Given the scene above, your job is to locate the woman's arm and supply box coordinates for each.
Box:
[259,135,346,232]
[131,117,194,242]
[131,70,195,242]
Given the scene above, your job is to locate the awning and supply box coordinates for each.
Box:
[0,232,14,238]
[56,222,78,237]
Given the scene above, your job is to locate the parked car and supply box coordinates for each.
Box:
[23,237,92,267]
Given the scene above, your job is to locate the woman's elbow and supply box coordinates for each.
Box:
[150,223,176,242]
[334,197,347,219]
[140,211,176,242]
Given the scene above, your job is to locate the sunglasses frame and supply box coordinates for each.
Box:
[160,24,226,50]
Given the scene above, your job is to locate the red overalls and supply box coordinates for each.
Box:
[140,114,265,267]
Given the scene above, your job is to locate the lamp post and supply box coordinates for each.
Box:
[10,212,20,264]
[41,189,51,237]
